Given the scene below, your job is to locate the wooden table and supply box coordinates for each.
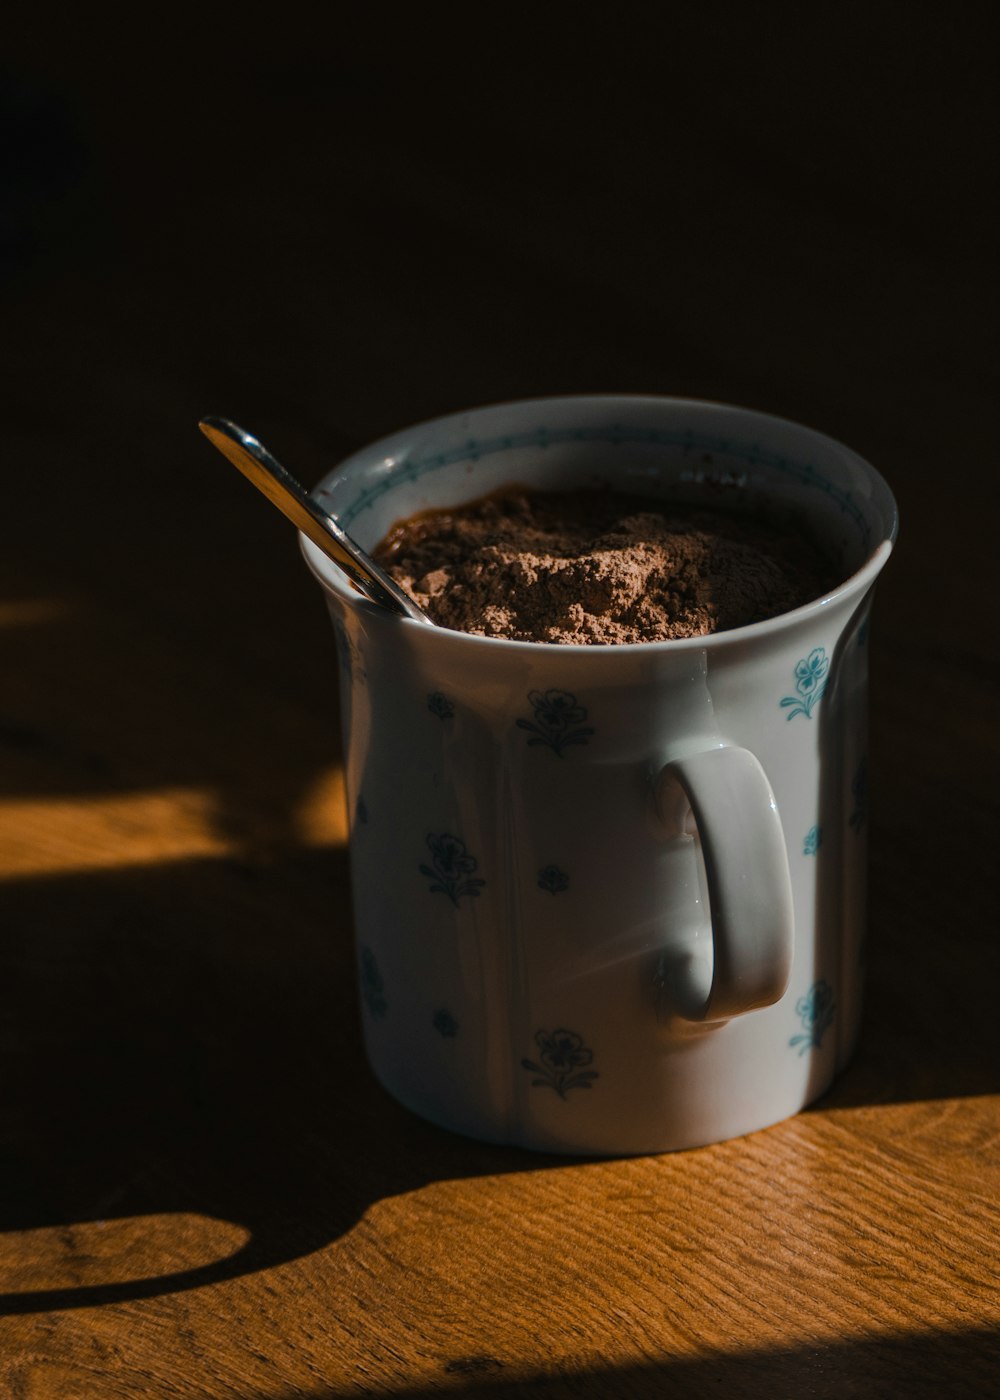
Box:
[2,19,998,1397]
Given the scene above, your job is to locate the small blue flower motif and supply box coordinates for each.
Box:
[849,756,868,834]
[780,647,829,720]
[795,648,828,695]
[516,688,595,757]
[419,832,486,906]
[427,691,454,720]
[803,825,822,856]
[432,1008,458,1037]
[522,1028,599,1098]
[537,864,569,895]
[359,946,387,1019]
[789,979,835,1055]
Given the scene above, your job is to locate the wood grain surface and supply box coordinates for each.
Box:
[2,14,998,1398]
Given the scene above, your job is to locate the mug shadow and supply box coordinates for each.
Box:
[284,1323,1000,1399]
[0,847,581,1316]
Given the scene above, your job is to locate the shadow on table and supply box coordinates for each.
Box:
[0,845,576,1316]
[283,1324,1000,1398]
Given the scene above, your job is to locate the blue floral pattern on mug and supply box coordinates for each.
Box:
[849,756,868,834]
[780,647,829,720]
[789,979,835,1055]
[516,689,595,756]
[432,1008,458,1037]
[420,833,486,906]
[803,825,822,856]
[522,1028,598,1098]
[537,864,569,895]
[360,946,387,1019]
[427,691,454,720]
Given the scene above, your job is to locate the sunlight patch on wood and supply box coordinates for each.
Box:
[0,766,349,878]
[296,764,350,847]
[0,1214,251,1293]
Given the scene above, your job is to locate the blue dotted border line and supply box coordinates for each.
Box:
[332,424,870,545]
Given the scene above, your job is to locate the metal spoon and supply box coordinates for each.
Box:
[198,417,431,624]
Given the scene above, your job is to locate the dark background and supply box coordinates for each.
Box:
[4,11,997,599]
[4,11,997,673]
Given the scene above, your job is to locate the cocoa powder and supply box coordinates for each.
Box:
[374,488,835,644]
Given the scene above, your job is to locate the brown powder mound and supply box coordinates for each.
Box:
[373,489,836,644]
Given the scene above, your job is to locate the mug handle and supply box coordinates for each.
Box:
[657,745,794,1022]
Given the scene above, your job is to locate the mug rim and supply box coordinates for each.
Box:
[301,393,898,654]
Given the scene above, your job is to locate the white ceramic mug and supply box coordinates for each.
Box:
[302,396,897,1154]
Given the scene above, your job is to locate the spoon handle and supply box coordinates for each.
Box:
[198,417,428,623]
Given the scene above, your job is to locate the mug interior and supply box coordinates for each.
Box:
[313,396,898,595]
